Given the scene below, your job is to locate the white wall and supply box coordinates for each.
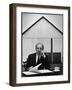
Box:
[0,0,72,90]
[22,17,62,61]
[22,13,63,32]
[23,18,62,38]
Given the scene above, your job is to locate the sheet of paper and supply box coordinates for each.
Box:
[37,69,53,73]
[23,71,38,75]
[23,69,53,75]
[29,63,42,72]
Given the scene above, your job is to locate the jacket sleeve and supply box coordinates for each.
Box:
[26,55,33,71]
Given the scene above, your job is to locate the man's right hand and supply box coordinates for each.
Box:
[29,63,42,72]
[28,66,33,71]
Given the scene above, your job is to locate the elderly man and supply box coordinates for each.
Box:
[26,43,51,71]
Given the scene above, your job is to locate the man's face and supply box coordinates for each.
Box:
[36,44,43,55]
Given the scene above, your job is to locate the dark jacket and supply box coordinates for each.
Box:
[26,53,51,70]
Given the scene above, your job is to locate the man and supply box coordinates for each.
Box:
[26,43,51,71]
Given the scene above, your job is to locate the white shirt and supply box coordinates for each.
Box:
[36,53,46,64]
[36,54,41,64]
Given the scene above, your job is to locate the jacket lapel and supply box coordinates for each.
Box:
[33,53,36,66]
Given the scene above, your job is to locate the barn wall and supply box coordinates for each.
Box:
[23,18,62,38]
[22,13,63,32]
[22,18,63,63]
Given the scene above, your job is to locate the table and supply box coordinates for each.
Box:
[22,69,63,77]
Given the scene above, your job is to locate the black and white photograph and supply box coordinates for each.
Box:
[9,3,70,86]
[21,13,63,77]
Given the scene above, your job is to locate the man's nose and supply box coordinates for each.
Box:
[38,48,41,51]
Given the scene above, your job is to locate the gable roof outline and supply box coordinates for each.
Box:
[22,16,63,35]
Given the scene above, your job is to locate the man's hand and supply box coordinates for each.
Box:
[29,63,42,72]
[28,66,33,71]
[41,51,46,58]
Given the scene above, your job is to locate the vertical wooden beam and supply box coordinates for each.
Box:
[51,38,53,64]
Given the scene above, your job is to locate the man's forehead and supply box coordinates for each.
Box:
[37,44,42,48]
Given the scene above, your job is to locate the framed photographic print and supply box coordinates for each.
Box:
[9,3,70,86]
